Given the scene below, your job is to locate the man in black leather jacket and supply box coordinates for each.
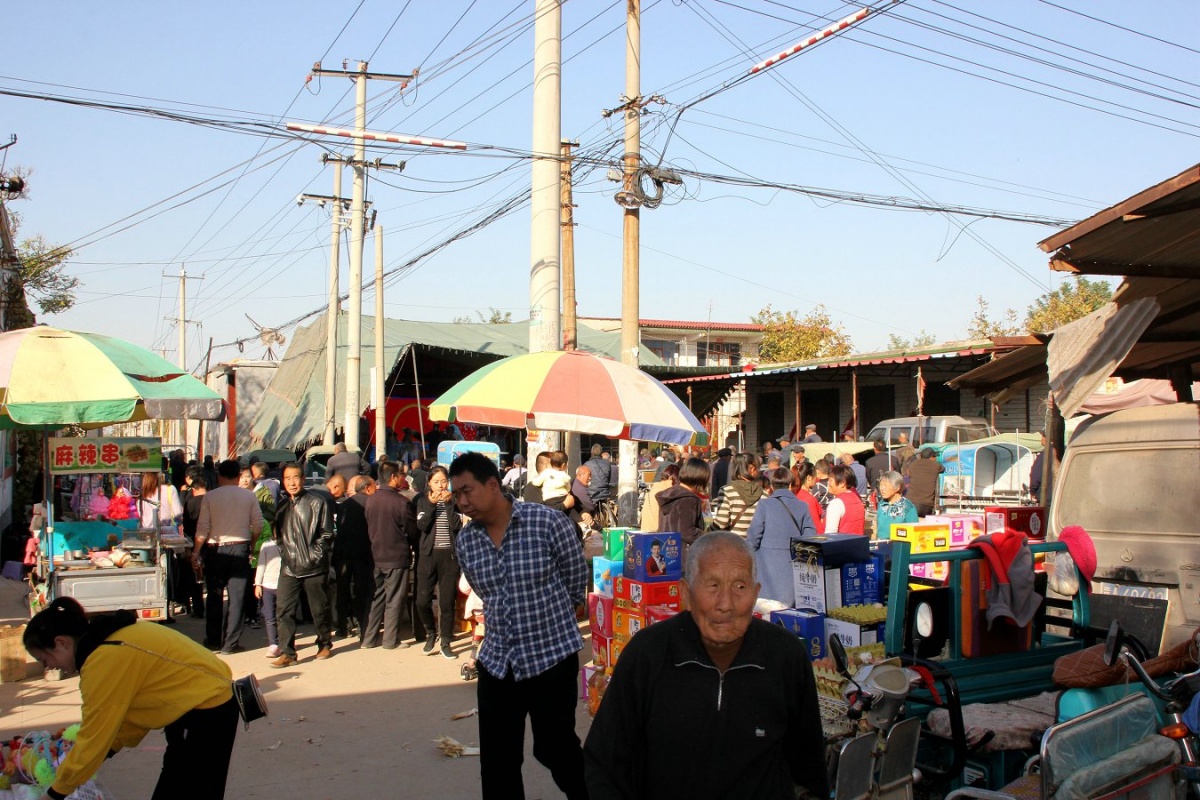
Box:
[270,463,335,668]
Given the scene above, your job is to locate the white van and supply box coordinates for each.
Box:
[865,415,995,446]
[1049,402,1200,652]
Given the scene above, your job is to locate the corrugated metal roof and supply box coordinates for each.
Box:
[580,316,764,332]
[1039,163,1200,279]
[248,315,664,449]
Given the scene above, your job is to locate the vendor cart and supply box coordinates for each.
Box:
[36,436,180,620]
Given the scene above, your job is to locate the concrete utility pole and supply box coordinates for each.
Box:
[324,159,345,445]
[617,0,642,525]
[529,0,563,460]
[308,61,413,450]
[374,225,386,462]
[164,266,202,446]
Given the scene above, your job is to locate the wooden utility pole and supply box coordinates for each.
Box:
[560,140,577,352]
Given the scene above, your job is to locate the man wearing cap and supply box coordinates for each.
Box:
[801,424,822,444]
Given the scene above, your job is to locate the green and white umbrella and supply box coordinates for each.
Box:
[0,325,224,429]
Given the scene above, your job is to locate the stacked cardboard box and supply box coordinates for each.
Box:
[587,529,683,707]
[892,522,951,581]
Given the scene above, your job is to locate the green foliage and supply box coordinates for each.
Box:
[16,233,78,314]
[967,296,1022,339]
[1024,276,1113,333]
[752,304,852,363]
[886,330,938,351]
[452,307,513,324]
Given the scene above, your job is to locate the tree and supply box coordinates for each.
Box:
[452,307,512,324]
[887,330,937,350]
[1024,277,1112,333]
[5,170,79,314]
[967,296,1021,339]
[16,233,77,314]
[752,304,852,363]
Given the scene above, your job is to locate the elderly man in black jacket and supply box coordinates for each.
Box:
[270,463,335,668]
[363,461,419,650]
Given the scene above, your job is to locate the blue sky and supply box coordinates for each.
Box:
[2,0,1197,368]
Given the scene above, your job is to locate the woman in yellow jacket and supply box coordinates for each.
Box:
[23,597,238,800]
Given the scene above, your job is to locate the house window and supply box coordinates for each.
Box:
[644,338,679,364]
[698,340,741,367]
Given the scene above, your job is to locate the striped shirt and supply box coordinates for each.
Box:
[455,501,589,681]
[433,502,452,549]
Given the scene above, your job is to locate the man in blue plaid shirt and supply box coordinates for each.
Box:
[450,452,590,800]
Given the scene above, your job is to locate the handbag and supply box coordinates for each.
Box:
[232,674,269,727]
[110,640,269,730]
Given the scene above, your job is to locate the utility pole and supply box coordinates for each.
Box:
[529,0,563,462]
[325,158,344,445]
[374,225,386,463]
[164,266,202,446]
[308,61,413,450]
[617,0,642,524]
[560,139,579,467]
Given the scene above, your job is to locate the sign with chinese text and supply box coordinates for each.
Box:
[49,437,162,474]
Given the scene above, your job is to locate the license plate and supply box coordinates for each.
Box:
[1093,581,1169,600]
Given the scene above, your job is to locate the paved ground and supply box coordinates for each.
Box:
[0,577,594,799]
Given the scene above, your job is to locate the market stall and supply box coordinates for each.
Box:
[34,436,185,619]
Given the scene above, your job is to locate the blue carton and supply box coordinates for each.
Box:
[623,531,682,582]
[839,562,868,607]
[862,557,883,604]
[791,533,871,567]
[771,608,826,661]
[592,556,622,598]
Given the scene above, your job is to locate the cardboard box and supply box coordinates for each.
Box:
[984,507,1046,540]
[582,664,600,701]
[0,624,26,683]
[826,617,882,649]
[588,592,614,638]
[790,534,871,567]
[645,605,680,626]
[610,638,626,665]
[614,575,682,611]
[624,531,682,582]
[891,522,951,553]
[591,632,612,668]
[603,528,632,561]
[592,556,622,598]
[909,560,950,582]
[793,555,842,614]
[771,609,826,661]
[613,608,647,643]
[960,558,1034,658]
[862,557,883,603]
[930,514,986,548]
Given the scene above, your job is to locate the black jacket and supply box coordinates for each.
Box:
[413,492,463,558]
[274,489,334,579]
[655,485,705,545]
[331,494,372,567]
[583,612,828,799]
[365,485,418,569]
[584,455,612,501]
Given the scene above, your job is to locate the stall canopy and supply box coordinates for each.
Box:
[954,163,1200,411]
[249,314,668,450]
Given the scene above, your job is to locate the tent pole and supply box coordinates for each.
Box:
[411,346,426,460]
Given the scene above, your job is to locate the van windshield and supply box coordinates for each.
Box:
[1056,447,1200,537]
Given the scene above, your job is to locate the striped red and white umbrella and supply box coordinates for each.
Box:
[428,350,708,446]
